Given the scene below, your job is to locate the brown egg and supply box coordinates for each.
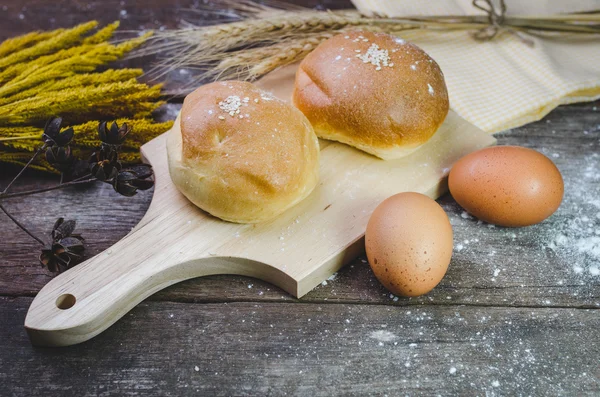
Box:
[365,192,453,297]
[448,146,564,227]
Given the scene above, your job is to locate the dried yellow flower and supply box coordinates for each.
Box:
[0,21,172,172]
[0,69,144,106]
[0,29,64,58]
[0,21,98,70]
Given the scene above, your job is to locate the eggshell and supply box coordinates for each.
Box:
[448,146,563,227]
[365,192,453,297]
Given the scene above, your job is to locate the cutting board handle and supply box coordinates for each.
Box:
[24,220,294,347]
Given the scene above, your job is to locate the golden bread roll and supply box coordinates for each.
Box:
[167,81,320,223]
[293,31,449,160]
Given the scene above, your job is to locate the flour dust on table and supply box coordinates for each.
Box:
[543,151,600,279]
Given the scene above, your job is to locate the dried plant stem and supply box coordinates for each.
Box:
[412,14,600,33]
[0,204,45,245]
[0,178,98,201]
[1,144,46,194]
[0,135,42,142]
[529,13,600,21]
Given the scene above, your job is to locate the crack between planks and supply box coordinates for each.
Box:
[443,284,600,290]
[6,293,595,311]
[142,298,600,310]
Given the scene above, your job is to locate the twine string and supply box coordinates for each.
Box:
[471,0,534,46]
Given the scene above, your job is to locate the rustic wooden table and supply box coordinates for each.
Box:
[1,1,599,396]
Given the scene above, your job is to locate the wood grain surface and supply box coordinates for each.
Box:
[3,297,600,396]
[1,0,599,395]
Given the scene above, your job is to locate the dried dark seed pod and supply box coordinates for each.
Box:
[39,218,85,273]
[98,121,131,145]
[112,166,154,197]
[89,146,121,181]
[124,163,154,180]
[42,117,74,147]
[51,218,76,241]
[45,145,74,172]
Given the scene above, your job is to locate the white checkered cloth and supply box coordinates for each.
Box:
[351,0,600,133]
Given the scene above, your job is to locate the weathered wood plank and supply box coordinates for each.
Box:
[2,297,599,396]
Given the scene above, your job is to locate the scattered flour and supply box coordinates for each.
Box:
[441,144,600,284]
[575,237,600,259]
[369,330,397,342]
[544,152,600,277]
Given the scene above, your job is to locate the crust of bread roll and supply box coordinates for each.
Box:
[292,31,449,160]
[167,81,320,223]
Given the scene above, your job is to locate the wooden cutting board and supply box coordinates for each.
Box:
[25,64,496,346]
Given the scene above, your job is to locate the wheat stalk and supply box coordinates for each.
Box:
[134,0,600,95]
[138,10,366,80]
[184,33,334,83]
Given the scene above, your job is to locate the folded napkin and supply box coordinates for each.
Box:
[350,0,600,133]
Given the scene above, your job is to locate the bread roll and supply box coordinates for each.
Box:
[293,31,449,160]
[167,81,320,223]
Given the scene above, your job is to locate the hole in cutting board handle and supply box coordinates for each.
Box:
[55,294,76,310]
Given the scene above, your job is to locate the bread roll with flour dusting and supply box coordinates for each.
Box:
[293,31,449,160]
[167,81,320,223]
